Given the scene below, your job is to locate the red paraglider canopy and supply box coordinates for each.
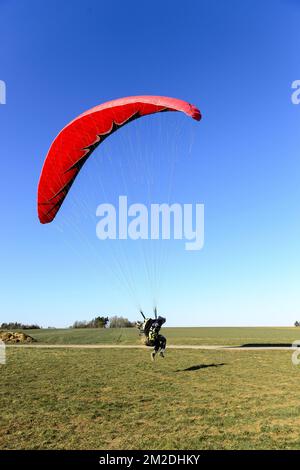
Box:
[38,95,201,224]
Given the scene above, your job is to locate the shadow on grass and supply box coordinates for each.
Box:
[176,363,226,372]
[238,343,297,348]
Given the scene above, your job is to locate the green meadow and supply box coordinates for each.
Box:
[1,328,300,449]
[22,326,300,346]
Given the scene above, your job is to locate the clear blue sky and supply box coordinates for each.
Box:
[1,0,300,327]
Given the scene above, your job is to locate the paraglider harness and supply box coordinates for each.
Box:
[137,309,166,349]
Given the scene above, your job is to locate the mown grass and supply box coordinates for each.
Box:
[22,326,300,346]
[1,347,300,449]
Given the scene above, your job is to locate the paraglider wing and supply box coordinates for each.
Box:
[37,95,201,224]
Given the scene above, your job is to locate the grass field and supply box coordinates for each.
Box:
[1,346,300,449]
[22,326,300,346]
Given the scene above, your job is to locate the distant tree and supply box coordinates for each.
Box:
[294,321,300,327]
[109,316,135,328]
[92,316,109,328]
[71,317,109,328]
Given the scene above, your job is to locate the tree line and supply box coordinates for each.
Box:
[1,316,136,330]
[71,316,136,328]
[0,322,41,330]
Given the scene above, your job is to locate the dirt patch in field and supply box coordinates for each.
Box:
[0,331,36,344]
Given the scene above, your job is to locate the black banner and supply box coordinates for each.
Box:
[0,450,295,467]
